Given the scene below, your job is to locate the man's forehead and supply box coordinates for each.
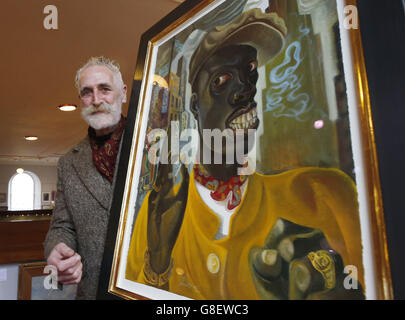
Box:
[79,65,115,87]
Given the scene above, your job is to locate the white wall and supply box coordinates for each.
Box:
[0,264,19,300]
[0,164,57,299]
[0,164,57,210]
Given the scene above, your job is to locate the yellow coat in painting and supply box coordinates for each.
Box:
[125,167,363,299]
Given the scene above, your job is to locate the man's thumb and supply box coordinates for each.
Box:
[56,243,74,258]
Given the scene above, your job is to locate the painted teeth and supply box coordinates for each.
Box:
[229,108,257,130]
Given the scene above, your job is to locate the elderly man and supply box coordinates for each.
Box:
[44,56,127,300]
[126,9,365,300]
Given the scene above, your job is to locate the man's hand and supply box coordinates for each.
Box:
[47,243,82,285]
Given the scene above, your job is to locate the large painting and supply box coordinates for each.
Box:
[98,0,392,300]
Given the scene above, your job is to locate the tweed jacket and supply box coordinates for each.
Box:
[44,136,115,300]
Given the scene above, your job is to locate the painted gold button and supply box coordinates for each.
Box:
[207,253,220,274]
[176,267,185,276]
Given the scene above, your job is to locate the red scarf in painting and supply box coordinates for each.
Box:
[88,116,126,183]
[193,164,247,210]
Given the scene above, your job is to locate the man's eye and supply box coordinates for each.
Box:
[212,74,232,88]
[248,61,258,72]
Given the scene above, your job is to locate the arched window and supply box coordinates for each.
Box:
[8,171,41,210]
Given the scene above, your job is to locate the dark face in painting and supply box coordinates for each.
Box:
[191,44,260,155]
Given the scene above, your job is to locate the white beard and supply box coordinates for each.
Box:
[81,100,122,130]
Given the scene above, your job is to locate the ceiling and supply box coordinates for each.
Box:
[0,0,182,166]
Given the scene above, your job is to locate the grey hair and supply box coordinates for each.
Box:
[74,56,124,92]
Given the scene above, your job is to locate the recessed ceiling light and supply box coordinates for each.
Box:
[24,136,38,141]
[16,168,24,174]
[58,104,77,112]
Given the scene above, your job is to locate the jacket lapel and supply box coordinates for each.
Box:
[72,137,111,210]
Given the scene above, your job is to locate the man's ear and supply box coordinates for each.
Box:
[190,93,199,120]
[122,84,128,103]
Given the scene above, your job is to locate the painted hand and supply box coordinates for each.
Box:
[147,132,190,275]
[249,218,365,300]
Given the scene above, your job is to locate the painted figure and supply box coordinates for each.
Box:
[126,9,365,300]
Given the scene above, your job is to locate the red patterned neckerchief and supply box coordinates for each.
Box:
[193,164,247,210]
[89,116,126,183]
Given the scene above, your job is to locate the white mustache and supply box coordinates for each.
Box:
[81,103,113,117]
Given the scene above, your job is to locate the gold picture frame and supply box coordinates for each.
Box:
[99,0,393,300]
